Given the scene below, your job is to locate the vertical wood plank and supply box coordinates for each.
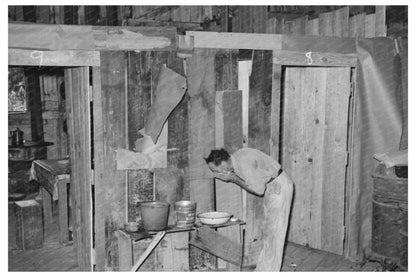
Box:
[65,66,92,270]
[214,49,241,270]
[270,63,282,163]
[321,67,350,255]
[349,13,366,38]
[246,50,273,266]
[186,48,217,269]
[375,6,387,37]
[15,6,24,21]
[334,7,349,37]
[35,6,50,23]
[282,21,294,35]
[365,14,376,38]
[293,16,308,35]
[8,6,16,21]
[319,11,334,36]
[266,17,278,34]
[78,6,85,25]
[94,52,127,271]
[305,18,319,36]
[283,68,306,245]
[252,6,268,33]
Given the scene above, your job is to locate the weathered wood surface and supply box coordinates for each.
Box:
[333,7,349,37]
[187,31,283,50]
[8,49,100,66]
[305,18,320,35]
[273,50,357,67]
[65,67,92,269]
[245,50,273,266]
[349,13,366,38]
[189,226,243,266]
[126,50,155,223]
[270,63,282,162]
[321,67,351,254]
[213,49,243,271]
[9,23,177,51]
[41,187,53,227]
[186,48,218,269]
[15,200,43,250]
[94,52,127,271]
[365,14,376,38]
[375,6,387,37]
[283,67,350,255]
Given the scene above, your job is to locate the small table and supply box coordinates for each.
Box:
[29,159,70,244]
[117,219,246,271]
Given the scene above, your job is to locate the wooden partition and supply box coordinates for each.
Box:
[65,67,93,270]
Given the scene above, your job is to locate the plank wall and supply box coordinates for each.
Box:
[235,6,386,38]
[126,50,190,271]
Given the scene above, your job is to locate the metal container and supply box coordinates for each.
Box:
[139,201,170,231]
[124,222,140,232]
[174,200,197,228]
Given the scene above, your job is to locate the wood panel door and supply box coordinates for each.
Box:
[282,67,351,255]
[65,67,93,270]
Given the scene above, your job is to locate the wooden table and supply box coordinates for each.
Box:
[30,159,71,244]
[117,219,246,271]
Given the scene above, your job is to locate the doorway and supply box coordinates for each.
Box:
[8,64,94,271]
[280,66,352,255]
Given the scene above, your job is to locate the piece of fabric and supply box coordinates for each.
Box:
[144,65,187,143]
[231,148,281,195]
[350,37,403,258]
[255,172,293,271]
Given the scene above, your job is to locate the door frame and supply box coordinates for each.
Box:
[9,48,100,271]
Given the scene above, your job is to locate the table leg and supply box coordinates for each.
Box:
[57,180,69,244]
[41,187,53,230]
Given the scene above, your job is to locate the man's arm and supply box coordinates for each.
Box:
[213,172,265,197]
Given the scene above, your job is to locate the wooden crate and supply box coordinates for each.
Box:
[15,200,44,250]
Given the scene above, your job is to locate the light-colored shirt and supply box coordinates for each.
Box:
[230,148,281,195]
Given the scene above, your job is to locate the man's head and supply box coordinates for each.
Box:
[204,148,234,174]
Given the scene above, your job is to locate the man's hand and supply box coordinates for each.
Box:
[212,171,235,182]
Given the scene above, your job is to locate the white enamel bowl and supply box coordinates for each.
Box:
[197,211,232,225]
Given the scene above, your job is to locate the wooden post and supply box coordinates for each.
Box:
[65,66,93,270]
[93,52,127,271]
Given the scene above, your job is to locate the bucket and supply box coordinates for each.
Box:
[174,200,197,228]
[139,201,170,231]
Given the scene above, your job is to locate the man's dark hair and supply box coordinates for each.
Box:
[204,148,230,166]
